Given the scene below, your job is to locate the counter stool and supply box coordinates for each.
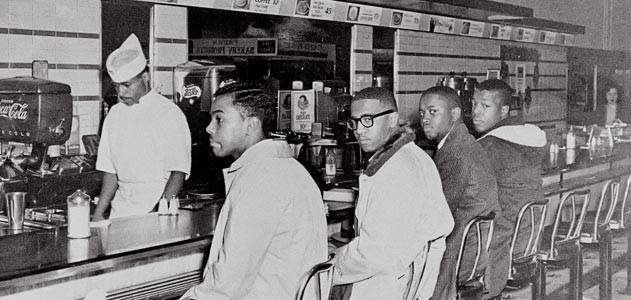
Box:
[580,178,620,300]
[295,254,336,300]
[506,199,549,300]
[609,174,631,293]
[455,212,495,300]
[404,239,441,300]
[538,190,591,300]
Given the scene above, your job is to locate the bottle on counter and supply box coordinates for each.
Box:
[67,189,91,238]
[566,129,576,149]
[325,147,337,176]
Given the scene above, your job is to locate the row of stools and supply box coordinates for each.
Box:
[497,173,630,300]
[295,173,631,300]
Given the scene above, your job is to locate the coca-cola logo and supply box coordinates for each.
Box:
[0,103,28,120]
[182,85,202,99]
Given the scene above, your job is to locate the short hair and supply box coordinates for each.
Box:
[421,86,461,109]
[352,87,398,111]
[476,79,513,107]
[214,81,277,136]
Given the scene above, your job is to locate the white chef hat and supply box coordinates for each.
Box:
[106,34,147,83]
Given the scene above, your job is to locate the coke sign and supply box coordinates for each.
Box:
[0,103,28,120]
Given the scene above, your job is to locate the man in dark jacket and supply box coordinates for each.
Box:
[472,80,547,300]
[420,86,499,300]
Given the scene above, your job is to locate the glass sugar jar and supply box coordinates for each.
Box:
[67,189,91,238]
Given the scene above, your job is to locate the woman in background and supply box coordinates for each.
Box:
[597,84,627,125]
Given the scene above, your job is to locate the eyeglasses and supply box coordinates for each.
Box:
[346,110,394,130]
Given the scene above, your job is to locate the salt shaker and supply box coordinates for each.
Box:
[67,189,91,238]
[158,196,169,215]
[168,196,179,216]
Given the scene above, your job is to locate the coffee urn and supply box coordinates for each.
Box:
[436,72,477,115]
[0,76,72,176]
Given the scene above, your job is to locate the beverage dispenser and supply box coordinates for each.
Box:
[0,76,72,176]
[172,60,238,187]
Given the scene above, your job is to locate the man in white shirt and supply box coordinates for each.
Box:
[94,34,191,219]
[332,87,453,300]
[180,81,328,300]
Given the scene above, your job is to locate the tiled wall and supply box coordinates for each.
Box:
[0,0,102,153]
[394,29,568,137]
[150,5,188,99]
[350,25,373,95]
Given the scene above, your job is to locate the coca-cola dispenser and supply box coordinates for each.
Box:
[0,76,72,176]
[172,60,238,188]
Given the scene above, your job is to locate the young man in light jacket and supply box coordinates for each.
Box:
[332,87,454,300]
[180,81,328,300]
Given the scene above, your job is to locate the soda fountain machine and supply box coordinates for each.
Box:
[0,76,73,176]
[0,76,101,211]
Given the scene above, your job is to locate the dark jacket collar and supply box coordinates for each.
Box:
[365,126,416,176]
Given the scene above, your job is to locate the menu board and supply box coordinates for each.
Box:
[291,90,315,133]
[390,10,421,30]
[345,4,382,26]
[278,90,292,130]
[293,0,335,20]
[460,20,484,37]
[232,0,281,15]
[428,16,455,34]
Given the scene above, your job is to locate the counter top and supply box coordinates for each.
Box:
[541,143,631,176]
[0,204,220,283]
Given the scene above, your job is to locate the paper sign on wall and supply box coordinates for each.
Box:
[294,0,335,20]
[390,10,421,30]
[428,16,455,34]
[522,28,536,42]
[460,20,484,37]
[345,4,382,26]
[278,90,292,130]
[232,0,281,15]
[498,25,513,40]
[543,31,557,44]
[291,90,315,133]
[191,38,277,56]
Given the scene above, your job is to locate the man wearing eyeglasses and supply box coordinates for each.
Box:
[331,87,454,300]
[419,86,499,300]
